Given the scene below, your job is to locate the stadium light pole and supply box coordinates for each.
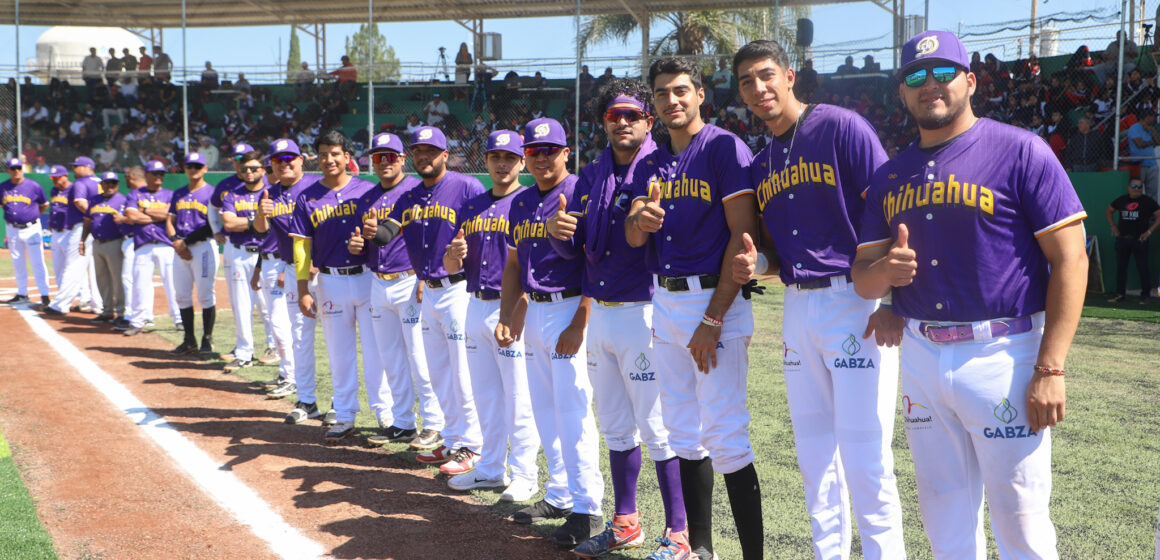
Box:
[14,0,21,160]
[1113,0,1126,170]
[575,0,581,171]
[181,0,190,155]
[368,0,374,143]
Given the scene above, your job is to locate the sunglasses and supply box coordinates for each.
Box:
[270,155,298,164]
[903,66,960,88]
[604,108,648,123]
[233,154,245,161]
[147,171,166,176]
[372,152,401,164]
[1130,184,1145,189]
[240,165,263,172]
[524,146,563,158]
[184,164,205,169]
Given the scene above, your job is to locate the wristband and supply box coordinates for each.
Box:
[880,292,893,309]
[754,253,769,275]
[701,313,723,328]
[1033,365,1065,377]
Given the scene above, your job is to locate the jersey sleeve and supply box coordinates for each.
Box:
[288,192,314,238]
[220,192,237,215]
[32,181,46,205]
[1017,136,1088,237]
[210,183,227,209]
[714,134,756,202]
[842,113,889,197]
[857,170,894,250]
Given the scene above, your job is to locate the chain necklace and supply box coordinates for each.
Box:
[772,103,809,170]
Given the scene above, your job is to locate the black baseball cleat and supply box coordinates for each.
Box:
[172,340,198,355]
[41,305,65,316]
[548,513,604,549]
[511,499,572,525]
[200,336,214,355]
[40,295,49,306]
[367,425,417,445]
[90,314,115,323]
[3,295,29,305]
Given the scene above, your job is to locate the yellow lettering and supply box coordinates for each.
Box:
[980,187,994,215]
[931,181,945,204]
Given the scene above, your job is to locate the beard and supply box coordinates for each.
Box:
[416,164,443,179]
[914,94,968,131]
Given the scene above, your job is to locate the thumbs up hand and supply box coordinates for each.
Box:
[348,226,365,255]
[886,223,917,287]
[732,232,759,284]
[362,213,378,239]
[258,189,274,218]
[635,185,665,233]
[446,228,467,261]
[546,193,578,240]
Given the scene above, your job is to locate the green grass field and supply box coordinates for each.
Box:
[0,428,57,560]
[146,283,1160,559]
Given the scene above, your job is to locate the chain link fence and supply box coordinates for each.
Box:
[0,83,15,160]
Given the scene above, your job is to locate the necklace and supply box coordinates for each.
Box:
[779,103,808,168]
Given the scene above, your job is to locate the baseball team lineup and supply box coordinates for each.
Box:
[4,29,1124,560]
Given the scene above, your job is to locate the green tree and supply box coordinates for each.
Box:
[579,7,810,59]
[343,23,401,82]
[286,26,301,84]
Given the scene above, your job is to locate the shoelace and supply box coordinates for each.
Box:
[452,448,474,462]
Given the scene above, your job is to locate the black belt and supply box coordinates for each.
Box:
[795,273,852,291]
[8,221,32,230]
[319,265,364,276]
[425,272,466,289]
[232,242,260,253]
[474,288,501,301]
[260,251,279,260]
[94,236,124,242]
[658,274,719,292]
[528,287,582,303]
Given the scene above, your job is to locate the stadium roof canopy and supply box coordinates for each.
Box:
[0,0,866,27]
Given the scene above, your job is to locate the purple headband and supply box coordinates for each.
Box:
[606,94,649,114]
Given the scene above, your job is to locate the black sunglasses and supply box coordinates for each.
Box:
[903,66,960,88]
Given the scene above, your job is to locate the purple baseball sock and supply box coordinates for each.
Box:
[610,447,642,517]
[656,456,686,531]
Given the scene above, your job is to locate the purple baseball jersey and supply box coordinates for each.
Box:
[266,175,321,264]
[752,104,887,284]
[358,176,423,274]
[221,184,274,251]
[386,171,486,281]
[118,187,138,237]
[125,187,174,248]
[858,118,1088,322]
[457,185,526,293]
[87,192,127,240]
[559,137,665,302]
[290,177,378,268]
[168,183,215,238]
[507,174,583,294]
[0,178,46,225]
[66,175,100,228]
[633,124,754,277]
[48,184,70,230]
[211,174,243,209]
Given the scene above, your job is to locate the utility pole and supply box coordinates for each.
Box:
[1029,0,1038,57]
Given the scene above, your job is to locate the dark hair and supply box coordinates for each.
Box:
[648,56,703,90]
[238,150,262,165]
[588,77,653,123]
[314,129,353,155]
[733,40,791,77]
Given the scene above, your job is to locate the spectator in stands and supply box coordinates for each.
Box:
[424,92,450,126]
[138,46,153,78]
[201,62,219,89]
[1106,177,1159,304]
[330,55,357,99]
[594,66,614,90]
[196,136,220,170]
[294,62,315,101]
[22,101,48,129]
[82,47,105,99]
[1130,110,1160,200]
[794,59,818,103]
[113,139,139,170]
[234,72,251,93]
[835,55,857,75]
[454,42,472,84]
[105,48,123,87]
[94,140,118,169]
[861,54,881,73]
[578,64,595,99]
[1106,30,1140,65]
[1064,117,1106,172]
[33,157,49,174]
[153,47,173,83]
[121,48,137,80]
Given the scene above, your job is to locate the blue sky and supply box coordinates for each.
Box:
[0,0,1122,80]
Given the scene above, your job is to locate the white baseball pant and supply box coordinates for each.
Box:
[129,243,179,328]
[226,244,260,362]
[901,313,1056,560]
[121,237,135,315]
[588,301,673,460]
[6,222,49,298]
[84,236,101,312]
[782,280,905,560]
[421,281,482,453]
[282,267,318,403]
[316,270,387,424]
[50,230,67,290]
[48,225,89,313]
[652,278,755,475]
[369,273,443,432]
[255,257,295,382]
[465,295,540,484]
[524,297,603,516]
[173,239,219,309]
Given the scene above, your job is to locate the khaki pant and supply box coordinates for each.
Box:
[93,237,125,316]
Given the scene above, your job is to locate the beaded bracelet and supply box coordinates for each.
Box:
[1033,365,1065,377]
[701,314,723,328]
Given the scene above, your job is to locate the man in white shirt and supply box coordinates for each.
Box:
[424,93,450,126]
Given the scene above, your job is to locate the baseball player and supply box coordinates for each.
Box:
[214,143,278,364]
[1,157,49,306]
[45,165,77,309]
[254,139,331,424]
[117,166,146,330]
[730,40,906,559]
[167,152,219,355]
[289,129,385,443]
[497,117,604,549]
[852,30,1087,558]
[68,156,102,314]
[546,80,690,559]
[368,126,484,473]
[122,160,180,337]
[441,129,542,499]
[77,171,131,323]
[350,132,443,448]
[625,56,764,560]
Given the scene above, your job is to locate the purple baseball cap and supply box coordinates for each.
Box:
[100,171,119,183]
[48,165,69,177]
[232,143,255,157]
[369,133,404,154]
[269,138,302,158]
[184,152,207,166]
[899,30,970,76]
[486,130,523,156]
[523,118,567,147]
[71,156,95,168]
[145,160,168,173]
[6,157,21,169]
[411,127,447,151]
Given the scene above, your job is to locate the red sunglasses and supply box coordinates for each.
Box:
[372,152,402,164]
[524,146,563,158]
[604,108,648,123]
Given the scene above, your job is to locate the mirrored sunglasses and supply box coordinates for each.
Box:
[524,146,563,158]
[604,108,648,123]
[903,66,960,88]
[372,152,401,164]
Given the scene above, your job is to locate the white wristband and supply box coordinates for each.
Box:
[880,292,893,308]
[754,253,769,276]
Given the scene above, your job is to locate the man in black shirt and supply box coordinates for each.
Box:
[1106,177,1160,303]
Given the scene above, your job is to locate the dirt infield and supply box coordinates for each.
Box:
[0,302,574,559]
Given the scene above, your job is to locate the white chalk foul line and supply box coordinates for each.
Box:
[16,308,327,560]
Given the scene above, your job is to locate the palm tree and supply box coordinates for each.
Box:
[579,7,812,58]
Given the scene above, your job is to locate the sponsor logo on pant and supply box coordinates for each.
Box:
[982,398,1038,439]
[902,395,932,430]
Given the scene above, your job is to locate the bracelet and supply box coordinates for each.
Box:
[1033,364,1065,377]
[701,314,723,328]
